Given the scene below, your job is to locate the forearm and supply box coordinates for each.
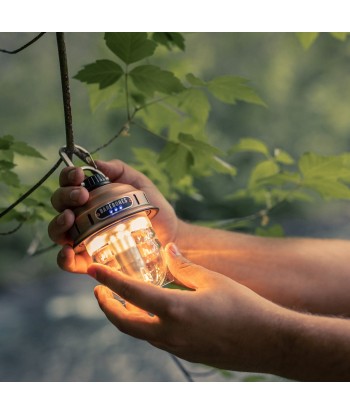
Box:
[271,310,350,381]
[176,220,350,316]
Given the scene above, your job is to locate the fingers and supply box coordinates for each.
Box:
[95,159,154,189]
[165,243,217,289]
[48,209,75,244]
[51,185,89,212]
[94,285,161,341]
[51,166,89,212]
[59,166,85,186]
[88,263,174,316]
[57,245,92,274]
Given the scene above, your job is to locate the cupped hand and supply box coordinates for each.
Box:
[89,243,288,373]
[48,159,180,274]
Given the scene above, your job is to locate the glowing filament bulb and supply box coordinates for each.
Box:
[85,212,166,286]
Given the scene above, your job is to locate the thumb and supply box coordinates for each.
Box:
[165,243,215,289]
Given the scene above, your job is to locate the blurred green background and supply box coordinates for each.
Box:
[1,32,350,381]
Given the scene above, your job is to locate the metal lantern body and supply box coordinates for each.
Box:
[69,173,167,286]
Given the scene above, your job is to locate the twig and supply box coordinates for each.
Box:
[56,33,74,158]
[0,32,46,54]
[0,222,23,235]
[0,159,62,220]
[91,123,130,154]
[29,242,57,257]
[169,354,194,382]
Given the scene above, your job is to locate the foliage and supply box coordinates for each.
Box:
[0,135,55,226]
[1,31,350,383]
[1,32,350,239]
[296,32,349,49]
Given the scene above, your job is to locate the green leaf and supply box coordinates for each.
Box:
[104,33,157,64]
[298,152,350,181]
[11,141,46,159]
[87,83,125,113]
[249,160,279,187]
[152,33,185,51]
[0,160,16,171]
[0,207,28,223]
[129,64,184,96]
[287,189,314,203]
[0,170,20,187]
[178,133,222,157]
[257,171,301,187]
[330,32,348,41]
[208,76,265,106]
[298,152,350,200]
[274,148,294,165]
[0,135,14,150]
[230,137,270,157]
[303,178,350,200]
[132,148,172,198]
[176,88,210,125]
[74,59,124,89]
[296,33,319,49]
[158,141,194,182]
[186,73,207,87]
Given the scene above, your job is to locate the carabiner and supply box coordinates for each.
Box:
[59,145,98,169]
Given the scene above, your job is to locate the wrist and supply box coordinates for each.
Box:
[173,220,196,253]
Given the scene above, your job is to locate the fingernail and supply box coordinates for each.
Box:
[70,189,81,202]
[56,212,65,226]
[68,169,77,182]
[168,243,181,257]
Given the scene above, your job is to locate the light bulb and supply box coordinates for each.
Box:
[69,171,168,286]
[85,212,166,285]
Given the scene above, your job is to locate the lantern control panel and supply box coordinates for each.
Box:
[95,196,133,220]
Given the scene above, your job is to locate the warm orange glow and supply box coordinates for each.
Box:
[129,214,149,232]
[84,213,166,286]
[86,233,107,256]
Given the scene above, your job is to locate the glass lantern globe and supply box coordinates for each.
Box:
[69,170,168,286]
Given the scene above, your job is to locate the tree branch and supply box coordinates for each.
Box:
[56,33,74,158]
[0,32,46,54]
[0,222,23,235]
[0,159,62,220]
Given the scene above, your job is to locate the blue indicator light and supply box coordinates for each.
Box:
[96,196,133,220]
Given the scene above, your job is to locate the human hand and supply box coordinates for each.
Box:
[48,159,180,274]
[89,242,291,373]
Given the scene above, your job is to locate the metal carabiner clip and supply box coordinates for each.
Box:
[59,145,107,179]
[59,145,97,168]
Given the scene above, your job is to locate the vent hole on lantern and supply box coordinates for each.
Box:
[133,194,140,205]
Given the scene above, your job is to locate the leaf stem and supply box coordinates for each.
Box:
[0,33,46,54]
